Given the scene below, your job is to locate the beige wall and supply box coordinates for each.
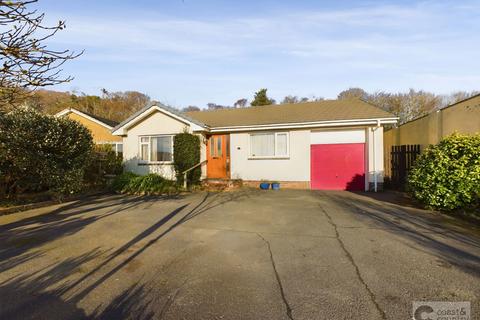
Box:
[66,113,121,143]
[384,95,480,178]
[441,99,480,135]
[122,110,208,179]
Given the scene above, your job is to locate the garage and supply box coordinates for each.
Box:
[310,130,366,191]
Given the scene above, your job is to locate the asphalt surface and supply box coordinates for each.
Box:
[0,189,478,319]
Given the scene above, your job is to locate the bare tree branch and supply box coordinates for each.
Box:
[0,0,83,109]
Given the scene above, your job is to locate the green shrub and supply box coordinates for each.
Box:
[0,108,94,197]
[122,176,144,193]
[173,132,201,187]
[110,172,138,191]
[407,133,480,211]
[111,173,178,195]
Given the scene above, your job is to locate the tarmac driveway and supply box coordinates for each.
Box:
[0,190,479,319]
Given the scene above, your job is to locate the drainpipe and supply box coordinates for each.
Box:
[372,119,381,192]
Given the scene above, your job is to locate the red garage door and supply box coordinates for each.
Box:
[310,143,365,191]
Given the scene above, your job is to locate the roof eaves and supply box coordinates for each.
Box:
[157,102,208,129]
[112,101,208,133]
[56,108,117,129]
[80,110,119,127]
[208,117,399,131]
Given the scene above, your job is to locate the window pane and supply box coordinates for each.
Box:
[141,144,148,160]
[117,143,123,158]
[216,137,222,157]
[160,137,173,161]
[251,133,274,157]
[276,133,288,156]
[210,137,215,157]
[141,137,149,143]
[151,136,172,162]
[150,138,157,161]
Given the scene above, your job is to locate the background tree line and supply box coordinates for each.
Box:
[24,89,151,122]
[20,87,479,126]
[336,88,479,124]
[1,1,477,128]
[199,88,478,125]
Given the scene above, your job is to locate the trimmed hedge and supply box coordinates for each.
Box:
[173,132,201,187]
[407,133,480,211]
[0,108,94,197]
[111,173,178,195]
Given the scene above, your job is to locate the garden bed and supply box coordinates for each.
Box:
[111,173,180,195]
[0,189,109,216]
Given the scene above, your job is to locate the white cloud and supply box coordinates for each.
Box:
[45,1,480,105]
[51,2,471,61]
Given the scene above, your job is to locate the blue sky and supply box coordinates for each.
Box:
[37,0,480,108]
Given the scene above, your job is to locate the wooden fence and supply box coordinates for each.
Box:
[390,145,421,189]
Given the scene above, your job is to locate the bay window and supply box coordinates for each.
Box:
[139,135,173,163]
[250,132,289,158]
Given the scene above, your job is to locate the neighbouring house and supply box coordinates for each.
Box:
[55,108,123,156]
[384,94,480,184]
[112,99,397,191]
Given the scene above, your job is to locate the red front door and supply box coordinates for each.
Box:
[206,134,230,179]
[310,143,365,191]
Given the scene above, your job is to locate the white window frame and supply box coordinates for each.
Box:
[249,132,290,159]
[138,135,174,164]
[96,141,123,157]
[112,142,123,156]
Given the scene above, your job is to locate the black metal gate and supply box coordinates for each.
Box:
[390,145,421,189]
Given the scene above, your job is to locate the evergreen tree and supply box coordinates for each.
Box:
[251,89,274,106]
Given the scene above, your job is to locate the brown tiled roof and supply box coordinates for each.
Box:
[185,98,396,128]
[79,110,119,127]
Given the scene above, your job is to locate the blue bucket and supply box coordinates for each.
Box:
[271,183,280,190]
[260,182,270,190]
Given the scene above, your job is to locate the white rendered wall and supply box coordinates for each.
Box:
[121,113,385,188]
[230,130,311,181]
[310,129,366,144]
[367,126,384,186]
[123,110,190,179]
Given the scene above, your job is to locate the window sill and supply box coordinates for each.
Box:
[138,162,174,166]
[248,156,290,160]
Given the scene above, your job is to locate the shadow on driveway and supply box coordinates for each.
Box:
[316,191,480,278]
[0,190,254,319]
[0,194,172,272]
